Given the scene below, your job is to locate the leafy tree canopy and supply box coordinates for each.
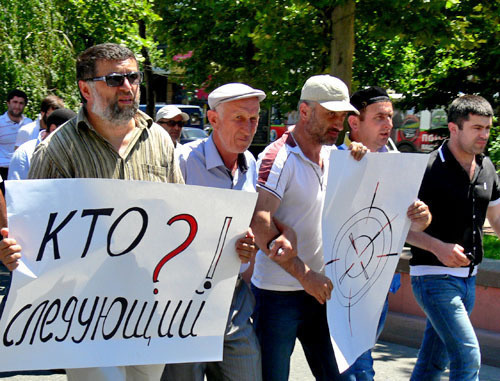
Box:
[155,0,499,113]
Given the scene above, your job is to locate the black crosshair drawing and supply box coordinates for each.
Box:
[325,182,399,335]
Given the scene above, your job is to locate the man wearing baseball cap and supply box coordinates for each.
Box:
[250,75,367,381]
[162,83,266,381]
[156,105,189,147]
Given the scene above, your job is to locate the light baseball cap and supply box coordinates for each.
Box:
[156,105,189,122]
[208,83,266,110]
[300,75,359,115]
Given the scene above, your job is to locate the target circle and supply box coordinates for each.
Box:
[329,206,393,307]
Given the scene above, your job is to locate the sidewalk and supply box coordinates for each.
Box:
[1,267,499,380]
[1,340,498,380]
[289,340,500,381]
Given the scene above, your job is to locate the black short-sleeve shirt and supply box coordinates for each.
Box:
[410,140,500,267]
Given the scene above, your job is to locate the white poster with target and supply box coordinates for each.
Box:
[0,178,257,371]
[322,151,428,372]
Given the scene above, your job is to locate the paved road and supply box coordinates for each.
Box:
[0,340,499,380]
[289,340,500,381]
[1,267,499,380]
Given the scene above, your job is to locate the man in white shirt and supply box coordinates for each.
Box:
[0,89,32,190]
[15,95,64,149]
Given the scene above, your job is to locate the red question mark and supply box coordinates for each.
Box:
[153,214,198,294]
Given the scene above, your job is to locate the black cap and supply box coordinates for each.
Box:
[46,108,77,128]
[350,86,391,112]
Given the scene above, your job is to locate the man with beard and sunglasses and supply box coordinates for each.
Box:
[0,43,183,381]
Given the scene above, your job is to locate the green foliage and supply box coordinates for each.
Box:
[0,0,79,117]
[0,0,162,117]
[0,0,497,119]
[154,0,334,112]
[352,0,499,111]
[483,234,500,260]
[154,0,499,114]
[486,116,500,169]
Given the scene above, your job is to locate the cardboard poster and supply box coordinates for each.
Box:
[0,178,257,371]
[322,151,428,372]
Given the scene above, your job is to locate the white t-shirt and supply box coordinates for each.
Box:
[0,112,33,167]
[252,130,334,291]
[15,115,41,147]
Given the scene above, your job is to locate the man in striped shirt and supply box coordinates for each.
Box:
[0,43,182,381]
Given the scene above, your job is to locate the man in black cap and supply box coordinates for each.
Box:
[339,86,395,152]
[9,108,77,180]
[338,86,430,381]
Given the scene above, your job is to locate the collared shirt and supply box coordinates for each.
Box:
[410,140,500,276]
[178,135,256,275]
[15,115,41,147]
[177,134,256,192]
[29,108,183,184]
[0,112,33,167]
[8,132,43,180]
[338,132,395,152]
[252,130,333,291]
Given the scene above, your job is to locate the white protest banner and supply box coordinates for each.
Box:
[322,151,428,372]
[0,178,257,371]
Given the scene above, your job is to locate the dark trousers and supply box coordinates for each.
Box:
[252,285,342,381]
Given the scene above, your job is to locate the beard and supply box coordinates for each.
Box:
[8,109,22,118]
[90,87,139,124]
[307,109,340,146]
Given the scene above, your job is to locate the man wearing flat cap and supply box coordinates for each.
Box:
[156,105,189,148]
[339,87,430,380]
[250,75,368,381]
[162,83,265,381]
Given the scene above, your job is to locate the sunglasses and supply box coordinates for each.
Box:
[159,120,185,127]
[84,71,143,87]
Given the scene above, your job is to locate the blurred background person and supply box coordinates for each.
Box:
[9,108,76,180]
[156,105,189,148]
[15,95,64,149]
[0,89,32,192]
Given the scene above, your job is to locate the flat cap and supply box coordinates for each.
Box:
[300,75,359,114]
[208,83,266,110]
[156,105,189,122]
[350,86,391,112]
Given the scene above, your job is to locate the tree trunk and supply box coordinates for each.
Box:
[138,20,155,118]
[330,0,355,92]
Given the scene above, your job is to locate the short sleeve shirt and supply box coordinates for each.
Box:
[15,116,40,147]
[410,141,500,270]
[0,112,33,167]
[252,130,333,291]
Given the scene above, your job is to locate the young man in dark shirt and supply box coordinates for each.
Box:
[407,95,500,380]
